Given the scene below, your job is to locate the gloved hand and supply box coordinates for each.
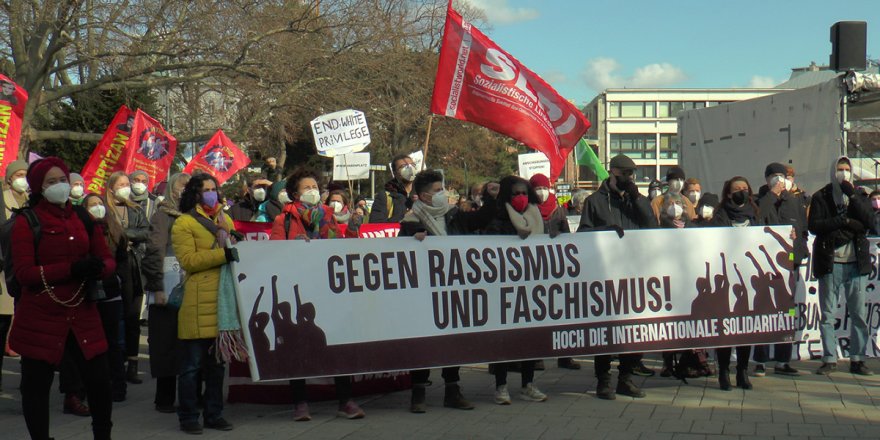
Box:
[611,225,625,239]
[71,256,104,280]
[224,247,240,263]
[840,180,856,197]
[620,180,641,199]
[846,218,866,234]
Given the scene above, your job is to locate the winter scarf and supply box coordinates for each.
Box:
[505,203,544,237]
[295,201,337,239]
[537,194,559,221]
[411,200,451,236]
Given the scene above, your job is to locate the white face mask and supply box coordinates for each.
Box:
[398,164,417,182]
[329,201,344,213]
[536,189,550,203]
[11,177,28,193]
[668,179,684,194]
[252,188,266,202]
[114,186,132,200]
[300,188,321,205]
[430,190,447,207]
[43,182,71,205]
[88,204,106,219]
[700,206,714,219]
[131,182,148,195]
[768,175,786,190]
[278,190,292,204]
[666,204,684,219]
[835,170,852,184]
[686,191,700,204]
[784,178,793,192]
[70,184,84,198]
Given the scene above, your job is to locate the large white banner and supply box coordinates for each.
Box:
[233,226,803,381]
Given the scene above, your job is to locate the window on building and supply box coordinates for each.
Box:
[645,102,656,117]
[608,101,619,118]
[609,101,657,118]
[659,134,679,159]
[610,134,656,159]
[659,101,709,117]
[637,165,658,184]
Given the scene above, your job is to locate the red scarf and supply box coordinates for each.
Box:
[537,193,558,221]
[200,203,223,218]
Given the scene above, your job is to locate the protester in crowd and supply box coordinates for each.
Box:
[129,170,157,219]
[230,178,272,222]
[255,180,287,222]
[401,169,497,412]
[457,198,474,212]
[659,193,690,229]
[683,178,701,206]
[142,173,191,413]
[569,189,588,216]
[446,187,461,206]
[106,172,151,388]
[263,156,281,183]
[647,179,662,201]
[651,167,696,222]
[469,182,485,208]
[578,154,656,400]
[400,170,498,413]
[693,193,719,225]
[483,175,550,404]
[327,189,363,237]
[353,195,369,217]
[809,156,873,376]
[709,176,761,390]
[171,173,238,434]
[268,168,365,421]
[9,157,115,440]
[753,162,806,377]
[3,159,29,218]
[869,190,880,236]
[69,173,86,206]
[369,154,416,223]
[0,160,26,392]
[786,166,811,215]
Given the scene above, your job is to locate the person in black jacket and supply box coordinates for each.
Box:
[753,163,805,377]
[400,170,495,413]
[578,154,656,400]
[369,154,416,224]
[709,176,760,391]
[229,178,271,222]
[809,156,873,376]
[869,190,880,236]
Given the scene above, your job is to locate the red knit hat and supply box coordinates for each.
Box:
[27,157,70,195]
[529,173,551,189]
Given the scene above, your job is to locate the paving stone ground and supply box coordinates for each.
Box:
[2,341,879,440]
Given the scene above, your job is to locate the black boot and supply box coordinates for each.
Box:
[410,384,426,413]
[596,377,615,400]
[736,368,752,390]
[126,359,143,384]
[616,379,646,398]
[718,368,731,391]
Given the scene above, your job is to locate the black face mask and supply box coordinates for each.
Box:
[731,190,748,206]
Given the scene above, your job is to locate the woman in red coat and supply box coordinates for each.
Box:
[9,157,116,440]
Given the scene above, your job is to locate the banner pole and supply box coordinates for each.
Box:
[421,115,434,171]
[342,153,355,204]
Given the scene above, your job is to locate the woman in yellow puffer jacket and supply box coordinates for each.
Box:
[170,174,237,435]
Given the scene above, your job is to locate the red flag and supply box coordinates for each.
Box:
[119,109,178,185]
[0,74,29,177]
[183,129,250,184]
[81,106,135,194]
[430,6,590,181]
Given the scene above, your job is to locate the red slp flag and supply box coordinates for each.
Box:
[119,109,178,185]
[81,106,135,194]
[0,74,29,177]
[184,129,250,184]
[430,5,590,181]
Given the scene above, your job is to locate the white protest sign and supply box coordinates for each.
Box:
[518,152,551,180]
[387,150,425,173]
[332,153,371,181]
[310,109,371,157]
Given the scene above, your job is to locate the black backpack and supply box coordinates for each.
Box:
[1,205,94,299]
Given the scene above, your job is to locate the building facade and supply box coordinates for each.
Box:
[578,88,782,187]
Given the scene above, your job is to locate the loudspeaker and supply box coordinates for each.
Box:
[830,21,867,71]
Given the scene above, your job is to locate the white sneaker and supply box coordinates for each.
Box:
[494,384,511,405]
[519,383,548,402]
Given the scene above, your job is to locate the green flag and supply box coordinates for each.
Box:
[575,139,609,180]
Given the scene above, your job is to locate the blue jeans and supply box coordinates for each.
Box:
[817,263,869,362]
[177,339,225,424]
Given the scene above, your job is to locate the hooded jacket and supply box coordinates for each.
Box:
[808,156,874,277]
[578,179,656,231]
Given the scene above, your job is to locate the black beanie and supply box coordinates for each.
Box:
[666,166,685,181]
[764,162,787,178]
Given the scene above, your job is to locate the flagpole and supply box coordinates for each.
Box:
[421,115,434,171]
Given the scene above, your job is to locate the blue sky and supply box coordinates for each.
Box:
[465,0,880,104]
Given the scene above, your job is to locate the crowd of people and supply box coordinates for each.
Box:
[0,150,876,438]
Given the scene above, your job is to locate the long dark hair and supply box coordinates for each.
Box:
[497,175,539,206]
[179,173,220,213]
[721,176,759,213]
